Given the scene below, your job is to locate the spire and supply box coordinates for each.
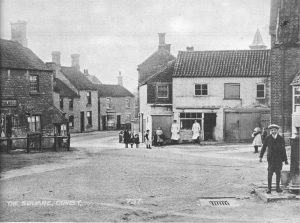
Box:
[249,29,267,50]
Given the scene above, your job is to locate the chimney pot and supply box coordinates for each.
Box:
[71,54,80,71]
[158,33,166,46]
[11,21,27,47]
[118,71,123,86]
[186,46,194,51]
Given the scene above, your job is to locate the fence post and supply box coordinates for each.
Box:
[54,134,58,152]
[67,133,70,151]
[39,133,42,151]
[7,136,11,153]
[26,134,30,153]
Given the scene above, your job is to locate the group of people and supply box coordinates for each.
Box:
[171,119,201,144]
[122,129,140,148]
[252,124,289,194]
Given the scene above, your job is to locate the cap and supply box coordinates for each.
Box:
[268,124,280,129]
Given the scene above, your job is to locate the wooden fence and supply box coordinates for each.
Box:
[0,133,70,153]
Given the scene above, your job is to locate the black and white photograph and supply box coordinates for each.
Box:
[0,0,300,222]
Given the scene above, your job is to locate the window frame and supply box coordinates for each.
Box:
[294,86,300,113]
[1,99,17,107]
[86,111,92,125]
[125,98,130,108]
[224,83,240,99]
[106,97,111,109]
[69,98,74,110]
[194,83,208,96]
[179,112,203,130]
[59,97,64,110]
[29,75,39,93]
[156,84,169,99]
[69,115,74,128]
[27,115,41,132]
[87,91,92,105]
[256,83,265,99]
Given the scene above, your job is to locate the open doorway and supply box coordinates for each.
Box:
[204,113,216,141]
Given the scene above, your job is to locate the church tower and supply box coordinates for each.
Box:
[270,0,300,137]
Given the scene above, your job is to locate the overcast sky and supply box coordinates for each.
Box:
[0,0,271,91]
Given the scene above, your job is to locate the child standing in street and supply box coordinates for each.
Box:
[134,133,140,148]
[252,127,262,153]
[144,130,151,149]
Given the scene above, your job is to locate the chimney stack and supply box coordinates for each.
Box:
[84,69,89,76]
[52,51,61,65]
[118,71,123,86]
[71,54,80,70]
[158,33,166,46]
[11,21,27,47]
[186,46,194,51]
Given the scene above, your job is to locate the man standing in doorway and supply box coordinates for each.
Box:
[171,120,180,144]
[259,124,288,194]
[192,120,201,144]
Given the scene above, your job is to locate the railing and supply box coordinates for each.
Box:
[0,133,70,153]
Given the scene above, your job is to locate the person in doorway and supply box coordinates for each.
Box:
[123,129,130,148]
[134,133,140,148]
[171,120,180,144]
[252,127,262,153]
[259,124,288,194]
[156,127,164,147]
[144,130,151,149]
[192,120,201,143]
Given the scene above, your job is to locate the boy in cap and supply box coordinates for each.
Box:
[259,124,289,193]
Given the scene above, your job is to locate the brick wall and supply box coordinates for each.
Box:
[0,68,55,137]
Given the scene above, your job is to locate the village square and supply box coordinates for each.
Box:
[0,0,300,222]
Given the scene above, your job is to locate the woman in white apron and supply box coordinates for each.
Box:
[192,120,201,143]
[171,120,180,144]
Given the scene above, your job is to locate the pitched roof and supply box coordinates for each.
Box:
[140,60,175,86]
[60,66,98,91]
[54,78,80,98]
[173,50,270,78]
[291,70,300,85]
[96,84,134,97]
[138,48,175,83]
[0,39,49,71]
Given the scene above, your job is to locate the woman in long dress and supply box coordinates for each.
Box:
[192,120,201,143]
[171,120,180,144]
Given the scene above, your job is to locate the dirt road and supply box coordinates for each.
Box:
[0,132,299,222]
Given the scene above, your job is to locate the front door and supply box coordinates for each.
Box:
[80,112,85,132]
[204,113,216,141]
[102,116,106,130]
[117,115,121,130]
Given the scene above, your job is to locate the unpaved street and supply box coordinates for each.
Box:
[0,132,299,222]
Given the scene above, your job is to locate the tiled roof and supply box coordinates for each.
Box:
[291,70,300,85]
[60,66,98,91]
[54,78,80,98]
[138,49,175,83]
[173,50,270,77]
[0,39,49,70]
[140,60,175,86]
[96,84,134,97]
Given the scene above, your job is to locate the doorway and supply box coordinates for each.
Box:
[102,116,106,130]
[80,112,85,132]
[117,115,121,130]
[204,113,216,141]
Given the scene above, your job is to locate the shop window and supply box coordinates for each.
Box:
[180,113,202,129]
[27,115,41,132]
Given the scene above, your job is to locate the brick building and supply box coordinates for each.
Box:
[46,52,99,133]
[269,0,300,137]
[0,38,67,139]
[97,83,135,131]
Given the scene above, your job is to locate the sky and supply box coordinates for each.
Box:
[0,0,271,92]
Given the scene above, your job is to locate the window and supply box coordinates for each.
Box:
[106,98,111,109]
[256,84,265,98]
[126,114,131,123]
[87,92,91,105]
[180,113,202,129]
[195,84,208,96]
[87,111,92,125]
[224,83,240,99]
[69,99,73,110]
[60,97,63,110]
[157,84,168,98]
[69,115,74,127]
[1,99,17,107]
[294,87,300,113]
[126,98,130,108]
[29,75,39,93]
[27,115,41,132]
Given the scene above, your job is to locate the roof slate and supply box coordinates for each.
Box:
[173,50,270,78]
[54,78,80,98]
[291,70,300,85]
[0,39,49,70]
[61,66,98,91]
[96,84,134,97]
